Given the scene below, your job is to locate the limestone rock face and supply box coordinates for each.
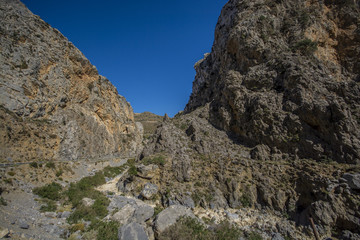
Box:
[0,0,141,162]
[185,0,360,163]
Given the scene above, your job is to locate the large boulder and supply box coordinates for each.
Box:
[118,222,148,240]
[108,196,154,224]
[154,205,196,234]
[140,183,158,200]
[342,173,360,190]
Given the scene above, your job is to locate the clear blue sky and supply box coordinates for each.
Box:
[21,0,228,117]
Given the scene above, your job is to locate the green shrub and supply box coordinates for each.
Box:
[33,182,62,200]
[142,155,166,166]
[93,221,120,240]
[66,172,109,224]
[154,205,164,217]
[214,221,242,240]
[70,223,85,233]
[66,174,106,207]
[29,162,38,168]
[39,199,57,212]
[67,196,109,224]
[56,169,63,177]
[7,171,15,176]
[158,217,211,240]
[103,166,125,178]
[46,162,56,169]
[240,194,252,207]
[0,196,7,206]
[248,231,263,240]
[128,165,138,176]
[292,38,317,55]
[159,217,242,240]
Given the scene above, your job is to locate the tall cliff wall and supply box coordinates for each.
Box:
[185,0,360,164]
[0,0,142,162]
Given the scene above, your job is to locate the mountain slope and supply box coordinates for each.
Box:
[185,0,360,164]
[0,0,141,162]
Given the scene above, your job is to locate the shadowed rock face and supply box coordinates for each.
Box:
[185,0,360,164]
[0,0,142,162]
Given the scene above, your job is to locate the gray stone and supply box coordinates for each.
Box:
[109,196,154,224]
[342,173,360,190]
[61,211,71,219]
[82,197,95,207]
[154,205,196,234]
[112,204,136,225]
[19,221,29,229]
[226,211,239,220]
[140,183,158,200]
[118,222,148,240]
[44,212,57,218]
[133,204,154,223]
[271,233,285,240]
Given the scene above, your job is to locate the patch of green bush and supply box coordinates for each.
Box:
[67,197,109,224]
[39,199,57,212]
[292,38,317,55]
[214,221,242,240]
[33,182,63,200]
[45,162,56,169]
[29,162,38,168]
[65,171,109,224]
[66,172,106,207]
[128,165,138,176]
[56,169,63,177]
[7,171,15,176]
[92,221,120,240]
[240,194,252,207]
[159,217,242,240]
[0,196,7,206]
[103,165,125,178]
[142,155,166,166]
[248,231,263,240]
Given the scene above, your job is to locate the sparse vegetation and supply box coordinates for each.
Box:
[7,171,15,176]
[142,154,166,166]
[46,162,56,169]
[39,199,57,212]
[29,162,39,168]
[91,220,120,240]
[248,231,263,240]
[56,169,63,177]
[33,182,63,200]
[70,223,85,233]
[159,217,242,240]
[103,165,125,178]
[0,196,7,206]
[292,38,317,55]
[240,193,252,207]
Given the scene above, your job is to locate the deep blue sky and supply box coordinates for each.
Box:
[21,0,227,117]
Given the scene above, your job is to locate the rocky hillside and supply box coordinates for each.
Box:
[139,0,360,239]
[185,0,360,164]
[0,0,142,162]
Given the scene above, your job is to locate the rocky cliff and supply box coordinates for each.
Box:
[185,0,360,164]
[138,0,360,239]
[0,0,142,162]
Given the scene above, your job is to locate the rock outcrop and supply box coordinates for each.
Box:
[138,0,360,239]
[185,0,360,164]
[0,0,142,162]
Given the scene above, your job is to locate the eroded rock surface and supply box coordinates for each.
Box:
[185,0,360,164]
[0,0,142,162]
